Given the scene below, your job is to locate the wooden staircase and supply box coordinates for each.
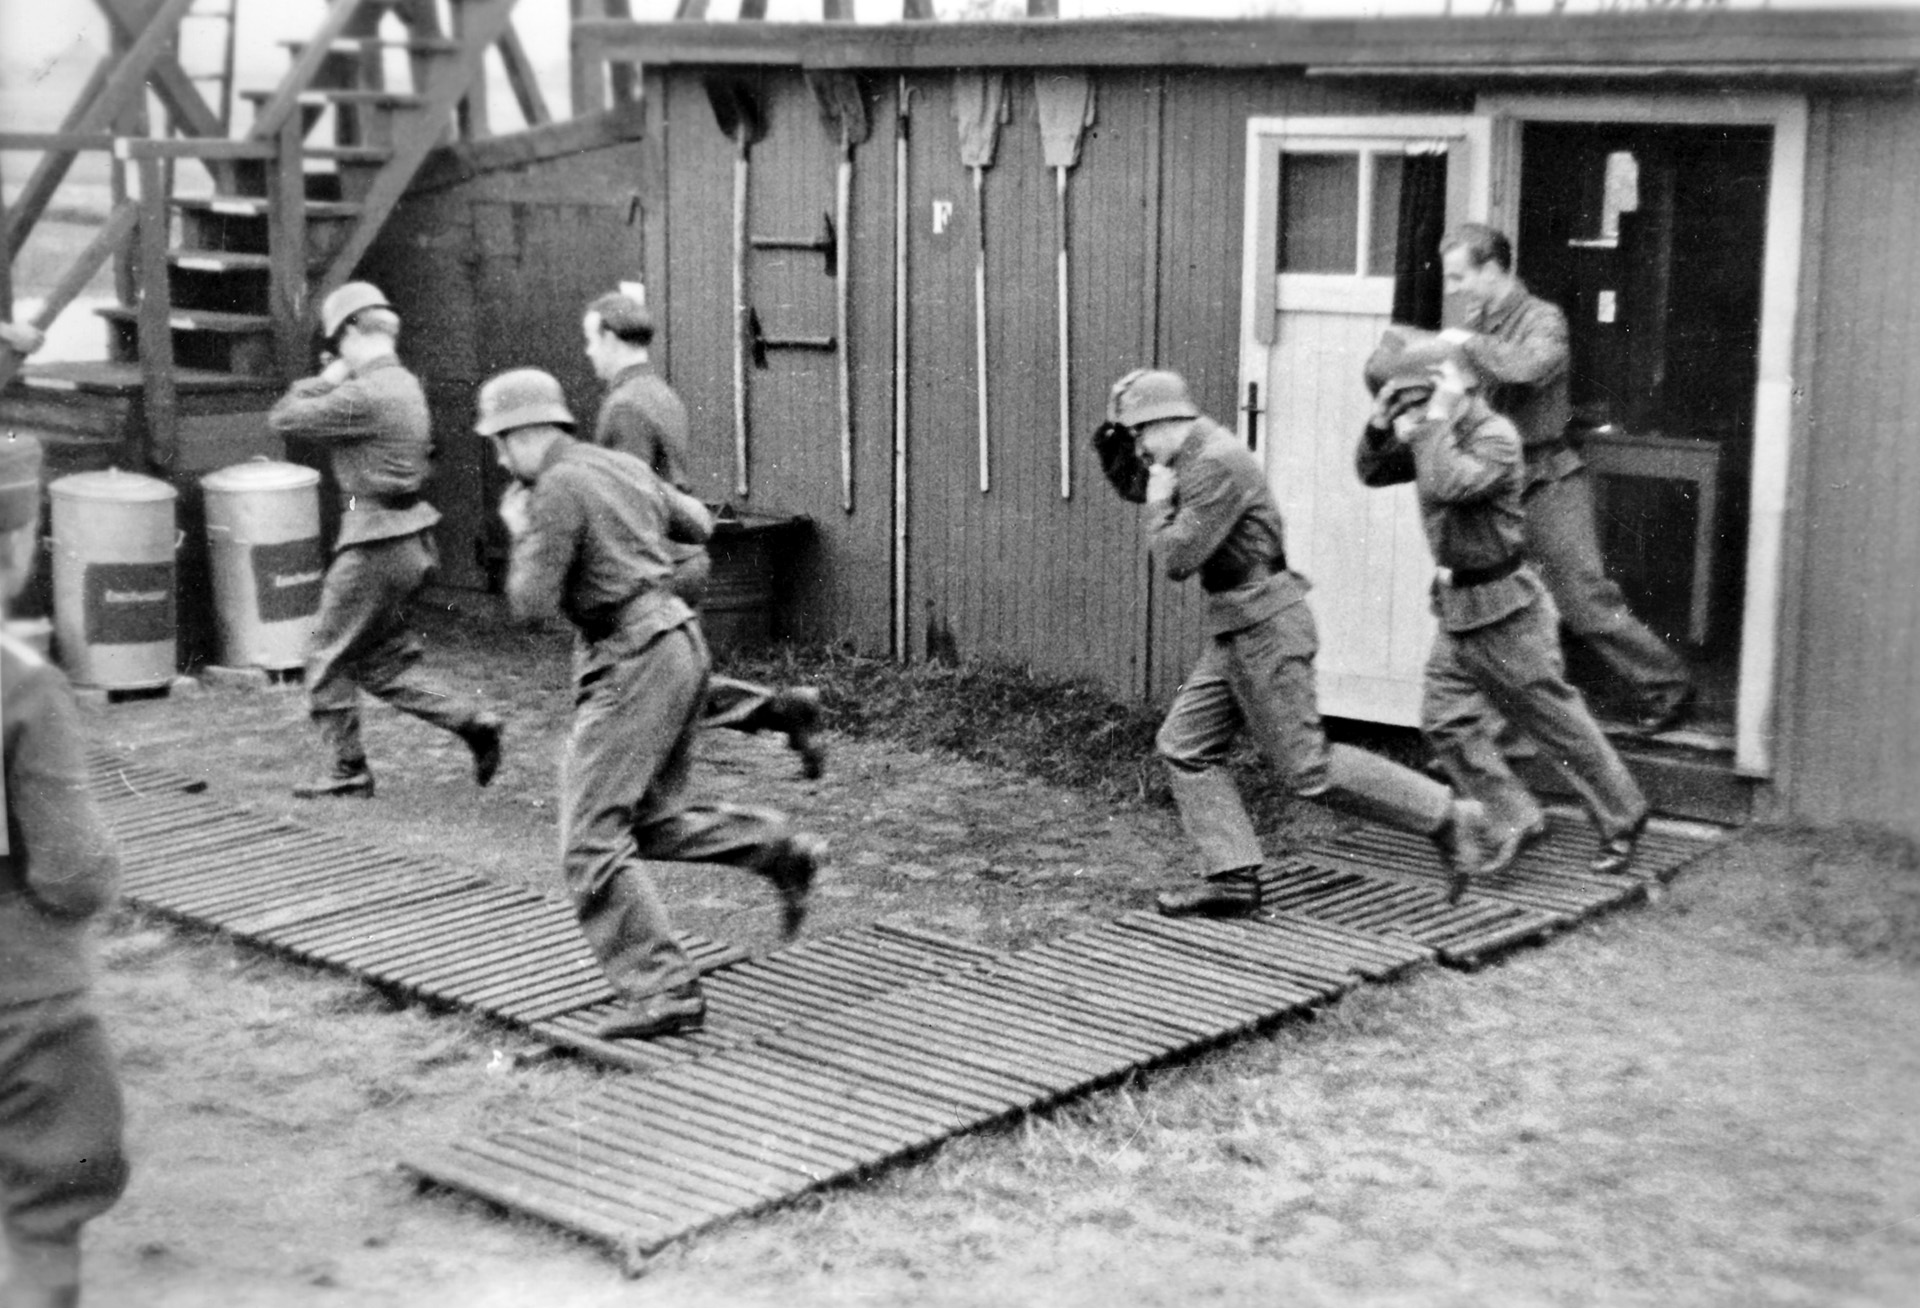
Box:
[0,0,537,470]
[0,0,539,663]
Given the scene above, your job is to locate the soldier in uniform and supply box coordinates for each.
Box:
[1436,223,1693,735]
[581,291,824,779]
[477,368,826,1041]
[1,434,129,1308]
[1357,336,1648,880]
[1093,369,1491,910]
[268,282,503,800]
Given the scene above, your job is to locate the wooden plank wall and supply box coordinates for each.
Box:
[368,138,654,591]
[641,64,1464,704]
[664,71,895,652]
[1780,90,1920,837]
[354,55,1920,836]
[903,71,1156,695]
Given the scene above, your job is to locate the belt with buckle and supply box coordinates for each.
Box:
[1442,555,1522,589]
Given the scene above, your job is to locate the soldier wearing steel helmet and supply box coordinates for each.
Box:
[268,281,503,800]
[477,367,825,1042]
[1093,368,1492,909]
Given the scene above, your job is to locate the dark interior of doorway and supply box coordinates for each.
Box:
[1515,121,1772,747]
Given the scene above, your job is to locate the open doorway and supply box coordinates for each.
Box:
[1514,121,1773,749]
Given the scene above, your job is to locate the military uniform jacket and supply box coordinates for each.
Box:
[1458,280,1582,489]
[1,632,120,1003]
[1355,396,1543,634]
[1149,416,1308,637]
[268,355,442,549]
[594,362,694,492]
[593,363,704,574]
[505,439,712,676]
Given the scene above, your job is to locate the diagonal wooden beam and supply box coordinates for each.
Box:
[315,0,526,306]
[0,200,139,392]
[3,0,200,264]
[495,23,553,127]
[248,0,380,141]
[95,0,227,143]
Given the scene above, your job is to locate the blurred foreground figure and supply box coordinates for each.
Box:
[0,433,128,1308]
[268,282,503,800]
[479,369,826,1042]
[1093,368,1491,910]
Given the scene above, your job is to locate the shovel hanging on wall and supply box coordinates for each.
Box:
[1035,72,1095,501]
[952,72,1008,494]
[808,71,871,514]
[705,75,767,498]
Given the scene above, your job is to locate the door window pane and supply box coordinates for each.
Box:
[1279,152,1358,274]
[1367,154,1404,277]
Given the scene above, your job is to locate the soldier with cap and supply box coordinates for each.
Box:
[477,367,826,1041]
[581,290,825,778]
[1436,223,1693,735]
[268,281,502,799]
[1357,334,1649,878]
[1092,368,1491,909]
[0,433,129,1308]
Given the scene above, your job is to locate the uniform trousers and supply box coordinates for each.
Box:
[562,622,792,1001]
[1525,467,1689,710]
[1157,601,1452,874]
[305,532,490,764]
[1422,585,1647,842]
[668,552,785,736]
[0,993,127,1299]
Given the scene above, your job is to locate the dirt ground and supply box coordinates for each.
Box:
[19,604,1920,1307]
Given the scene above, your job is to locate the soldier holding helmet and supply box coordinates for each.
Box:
[1094,368,1492,909]
[267,281,503,800]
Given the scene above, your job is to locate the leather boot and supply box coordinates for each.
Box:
[459,714,503,787]
[1591,813,1648,876]
[1483,816,1549,878]
[1155,866,1263,918]
[595,984,707,1041]
[767,833,828,938]
[291,759,375,799]
[1432,798,1490,904]
[771,687,826,780]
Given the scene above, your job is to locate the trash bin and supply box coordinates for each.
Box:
[48,469,178,689]
[703,511,811,656]
[202,460,325,671]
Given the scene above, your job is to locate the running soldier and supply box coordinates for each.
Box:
[478,368,825,1041]
[268,282,503,799]
[581,291,824,778]
[1094,368,1491,909]
[1357,335,1648,882]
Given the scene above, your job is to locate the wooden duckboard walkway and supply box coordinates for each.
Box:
[86,750,1719,1269]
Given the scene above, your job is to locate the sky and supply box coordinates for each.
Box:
[9,0,1918,99]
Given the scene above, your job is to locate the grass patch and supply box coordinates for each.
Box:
[1681,823,1920,967]
[718,641,1424,841]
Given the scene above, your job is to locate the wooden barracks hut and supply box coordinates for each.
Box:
[3,3,1916,841]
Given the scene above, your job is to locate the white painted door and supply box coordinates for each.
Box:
[1238,117,1490,726]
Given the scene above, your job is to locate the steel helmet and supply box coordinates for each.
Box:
[319,281,393,340]
[475,368,575,437]
[1108,368,1199,428]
